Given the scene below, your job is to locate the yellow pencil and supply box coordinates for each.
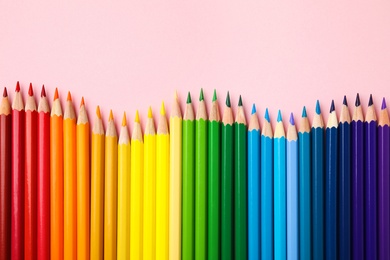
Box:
[77,97,90,260]
[156,102,170,260]
[90,106,105,260]
[143,107,156,260]
[104,110,118,260]
[130,110,144,260]
[63,92,77,260]
[169,92,182,260]
[117,112,131,260]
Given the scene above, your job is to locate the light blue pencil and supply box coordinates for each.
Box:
[261,108,273,260]
[287,113,298,260]
[248,104,260,260]
[274,110,286,260]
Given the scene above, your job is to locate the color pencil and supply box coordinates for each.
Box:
[208,90,220,260]
[274,110,286,260]
[104,110,118,260]
[351,94,364,260]
[63,92,77,260]
[130,110,143,260]
[248,104,260,260]
[299,107,311,260]
[182,93,195,260]
[235,96,247,260]
[365,95,377,260]
[90,106,105,260]
[195,89,207,260]
[77,98,90,260]
[312,100,324,260]
[117,112,131,260]
[143,107,156,260]
[169,92,182,260]
[325,100,338,260]
[261,108,273,260]
[378,97,390,259]
[0,87,12,260]
[287,113,298,260]
[12,82,25,260]
[50,88,63,260]
[156,102,170,260]
[338,96,351,260]
[37,86,50,260]
[24,83,37,260]
[221,92,234,260]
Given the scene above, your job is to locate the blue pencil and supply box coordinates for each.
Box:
[338,96,351,260]
[261,108,273,260]
[274,110,286,260]
[286,113,298,260]
[312,100,325,260]
[299,107,311,260]
[248,104,260,260]
[325,100,338,260]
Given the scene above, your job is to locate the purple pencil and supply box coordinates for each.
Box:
[378,97,389,259]
[351,94,364,260]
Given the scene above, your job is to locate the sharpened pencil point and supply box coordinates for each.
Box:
[28,83,33,96]
[148,107,153,118]
[212,89,217,102]
[355,93,360,107]
[290,113,295,125]
[3,87,7,97]
[277,110,282,122]
[41,85,46,97]
[96,106,101,119]
[80,97,85,107]
[316,100,321,115]
[368,94,373,106]
[226,92,231,107]
[251,104,256,114]
[135,110,140,123]
[174,90,178,101]
[199,88,204,101]
[343,95,348,106]
[302,106,307,118]
[381,98,387,110]
[122,112,127,126]
[160,101,166,115]
[15,81,20,92]
[54,88,59,100]
[330,100,335,113]
[238,95,243,106]
[67,91,72,101]
[186,92,192,104]
[109,110,114,121]
[265,108,270,122]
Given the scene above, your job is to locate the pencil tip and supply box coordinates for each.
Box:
[67,91,72,101]
[199,88,204,101]
[355,93,360,107]
[330,100,335,113]
[226,92,231,107]
[302,106,307,118]
[160,101,166,115]
[15,81,20,92]
[109,110,114,121]
[80,97,85,108]
[122,112,127,126]
[290,113,295,125]
[135,110,140,123]
[343,95,348,106]
[368,94,373,106]
[186,92,192,104]
[212,89,217,101]
[238,95,243,106]
[174,90,178,101]
[265,108,270,122]
[54,88,59,100]
[28,83,33,96]
[96,106,101,119]
[41,85,46,97]
[251,104,256,114]
[3,87,7,97]
[382,97,387,110]
[148,107,153,118]
[277,110,282,122]
[315,100,321,115]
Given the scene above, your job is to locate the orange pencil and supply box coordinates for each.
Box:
[50,88,64,260]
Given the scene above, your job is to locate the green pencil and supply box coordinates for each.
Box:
[208,90,221,259]
[182,92,195,260]
[221,92,234,260]
[235,95,247,260]
[195,89,208,260]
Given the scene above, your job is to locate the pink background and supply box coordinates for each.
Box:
[1,1,390,130]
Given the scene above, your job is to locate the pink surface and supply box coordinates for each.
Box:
[1,1,390,130]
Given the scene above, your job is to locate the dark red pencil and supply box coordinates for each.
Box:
[11,82,25,259]
[25,84,37,260]
[0,87,12,260]
[37,86,50,260]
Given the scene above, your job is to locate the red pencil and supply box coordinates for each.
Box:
[11,81,25,259]
[37,86,50,260]
[25,83,37,260]
[0,87,12,260]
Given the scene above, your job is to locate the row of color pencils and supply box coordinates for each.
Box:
[1,82,390,260]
